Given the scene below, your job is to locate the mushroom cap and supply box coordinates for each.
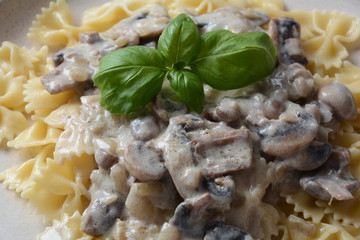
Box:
[124,141,166,182]
[317,83,357,120]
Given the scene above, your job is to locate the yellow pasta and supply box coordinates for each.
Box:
[1,144,95,221]
[302,11,360,70]
[278,215,360,240]
[0,70,26,111]
[285,192,326,224]
[38,211,93,240]
[44,100,81,129]
[0,41,49,78]
[7,121,62,149]
[81,0,162,32]
[28,0,82,48]
[163,0,284,17]
[0,106,29,143]
[54,112,94,163]
[24,74,74,120]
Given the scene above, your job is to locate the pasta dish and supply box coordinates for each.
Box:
[0,0,360,239]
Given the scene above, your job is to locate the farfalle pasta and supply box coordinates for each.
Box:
[0,144,95,221]
[24,75,74,120]
[1,0,360,240]
[0,70,26,110]
[28,0,82,48]
[0,106,29,143]
[7,121,62,149]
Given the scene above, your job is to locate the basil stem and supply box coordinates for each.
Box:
[167,69,204,112]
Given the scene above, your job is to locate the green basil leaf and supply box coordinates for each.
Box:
[190,30,277,90]
[167,69,204,113]
[158,14,201,67]
[93,46,166,114]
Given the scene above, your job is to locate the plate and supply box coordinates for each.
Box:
[0,0,359,239]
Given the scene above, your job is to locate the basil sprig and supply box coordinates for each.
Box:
[94,14,277,115]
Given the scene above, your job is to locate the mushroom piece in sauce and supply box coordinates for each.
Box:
[193,7,269,34]
[124,140,166,182]
[268,17,308,65]
[317,82,358,121]
[41,5,170,95]
[81,169,126,236]
[300,146,360,201]
[204,222,254,240]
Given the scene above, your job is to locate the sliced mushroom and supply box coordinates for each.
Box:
[124,140,166,182]
[81,169,125,236]
[159,118,200,198]
[317,83,357,120]
[281,63,315,100]
[101,4,170,46]
[204,222,254,240]
[207,98,241,123]
[171,176,237,238]
[81,196,123,236]
[42,5,170,95]
[202,176,235,208]
[52,51,64,67]
[258,109,319,156]
[41,48,97,94]
[130,115,161,141]
[268,17,307,65]
[193,7,269,34]
[95,148,119,170]
[159,115,241,198]
[94,138,119,170]
[152,89,188,121]
[280,141,332,171]
[79,32,102,44]
[172,193,217,238]
[300,146,360,201]
[192,128,254,177]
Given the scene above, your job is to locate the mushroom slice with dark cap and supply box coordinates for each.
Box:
[95,148,119,171]
[268,17,307,65]
[264,63,315,101]
[130,115,161,141]
[41,45,98,94]
[280,141,332,171]
[204,222,255,240]
[172,176,236,237]
[172,193,216,238]
[300,146,360,201]
[258,109,319,156]
[94,138,119,170]
[192,127,254,177]
[81,196,123,236]
[158,115,206,199]
[202,176,236,208]
[81,170,125,236]
[317,83,358,121]
[124,140,166,182]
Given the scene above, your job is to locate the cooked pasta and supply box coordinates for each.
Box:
[1,0,360,239]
